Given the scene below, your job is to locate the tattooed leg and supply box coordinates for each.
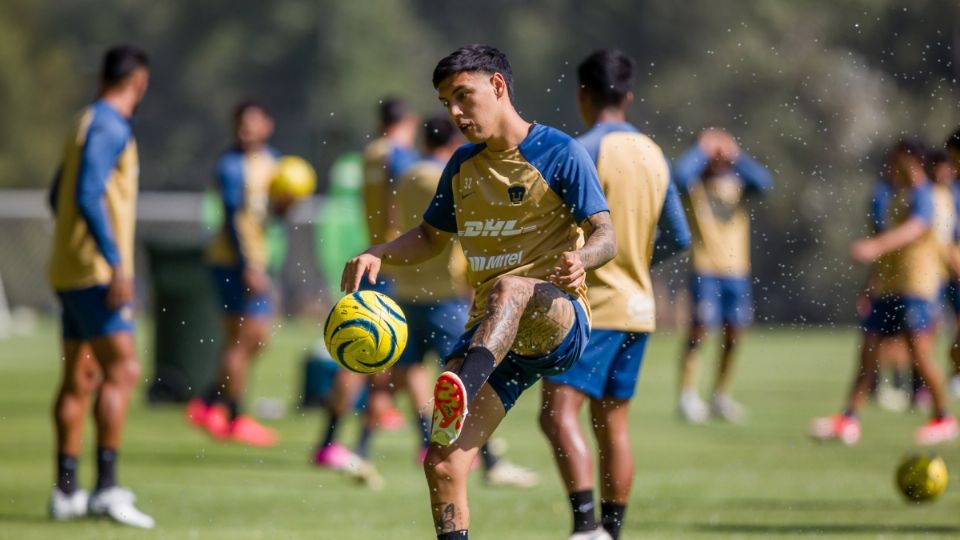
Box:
[469,276,576,359]
[425,384,506,533]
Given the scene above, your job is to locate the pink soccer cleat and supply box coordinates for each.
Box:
[809,413,861,445]
[228,416,279,447]
[431,372,467,446]
[915,416,959,446]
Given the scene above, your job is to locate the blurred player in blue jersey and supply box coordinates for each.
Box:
[185,101,283,447]
[811,139,958,445]
[539,50,690,540]
[48,45,154,528]
[674,127,773,423]
[313,98,421,482]
[389,113,539,488]
[341,45,615,539]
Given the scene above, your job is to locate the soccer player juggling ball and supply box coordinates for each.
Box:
[48,45,154,528]
[340,45,615,540]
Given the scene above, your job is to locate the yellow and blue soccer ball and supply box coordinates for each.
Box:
[895,453,948,503]
[323,291,407,374]
[270,155,317,200]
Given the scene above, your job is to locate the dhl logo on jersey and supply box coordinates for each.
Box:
[458,219,537,238]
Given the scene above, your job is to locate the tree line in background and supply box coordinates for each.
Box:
[1,0,958,323]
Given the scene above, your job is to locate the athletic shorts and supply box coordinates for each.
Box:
[942,281,960,315]
[690,274,753,328]
[57,285,134,340]
[544,330,649,400]
[359,273,394,296]
[210,266,273,317]
[862,295,938,335]
[444,295,590,412]
[396,298,469,366]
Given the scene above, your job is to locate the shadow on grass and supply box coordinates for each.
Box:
[696,523,960,535]
[706,497,902,512]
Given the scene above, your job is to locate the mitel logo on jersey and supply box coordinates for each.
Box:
[507,184,526,205]
[467,250,523,272]
[459,219,537,237]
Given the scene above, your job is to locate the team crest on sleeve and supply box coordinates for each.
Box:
[507,184,526,205]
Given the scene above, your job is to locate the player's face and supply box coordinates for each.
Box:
[131,68,150,105]
[933,162,954,184]
[236,108,274,148]
[437,71,504,144]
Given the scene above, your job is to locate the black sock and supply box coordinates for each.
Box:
[601,501,627,539]
[95,447,117,492]
[892,367,908,391]
[456,347,497,405]
[225,398,240,421]
[321,413,340,448]
[56,453,78,495]
[355,426,374,459]
[480,443,498,470]
[569,489,597,533]
[437,530,468,540]
[418,414,431,449]
[203,385,222,406]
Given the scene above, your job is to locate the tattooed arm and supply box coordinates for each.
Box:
[549,210,616,294]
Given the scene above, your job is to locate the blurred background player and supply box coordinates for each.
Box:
[342,44,615,539]
[944,129,960,397]
[47,45,154,528]
[389,113,539,488]
[810,139,958,445]
[539,49,690,540]
[186,101,283,447]
[312,97,420,480]
[674,127,773,423]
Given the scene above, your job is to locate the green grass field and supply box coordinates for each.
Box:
[2,319,959,539]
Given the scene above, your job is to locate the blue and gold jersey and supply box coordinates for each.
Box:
[872,182,941,300]
[388,158,468,303]
[206,146,279,270]
[674,146,772,277]
[362,137,421,246]
[49,100,139,291]
[423,123,608,329]
[577,122,690,332]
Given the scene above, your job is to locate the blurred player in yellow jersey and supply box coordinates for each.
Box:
[539,50,690,540]
[674,127,773,423]
[342,45,615,539]
[47,45,154,528]
[811,139,957,445]
[312,99,420,482]
[185,101,283,447]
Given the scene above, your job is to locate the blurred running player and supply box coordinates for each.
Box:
[341,45,615,539]
[811,139,958,445]
[674,127,773,423]
[944,129,960,396]
[539,50,690,540]
[389,113,539,488]
[48,45,154,528]
[185,101,285,447]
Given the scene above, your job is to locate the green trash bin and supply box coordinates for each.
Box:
[146,242,220,403]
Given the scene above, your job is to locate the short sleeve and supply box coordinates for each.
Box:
[909,184,933,226]
[552,140,609,222]
[422,154,459,233]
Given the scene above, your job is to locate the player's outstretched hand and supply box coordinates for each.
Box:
[341,251,382,293]
[106,269,133,310]
[549,251,585,294]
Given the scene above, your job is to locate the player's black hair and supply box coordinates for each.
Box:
[892,137,928,166]
[432,44,514,100]
[101,45,149,89]
[379,97,413,129]
[233,100,270,123]
[946,128,960,152]
[578,49,636,108]
[423,114,457,150]
[928,148,949,165]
